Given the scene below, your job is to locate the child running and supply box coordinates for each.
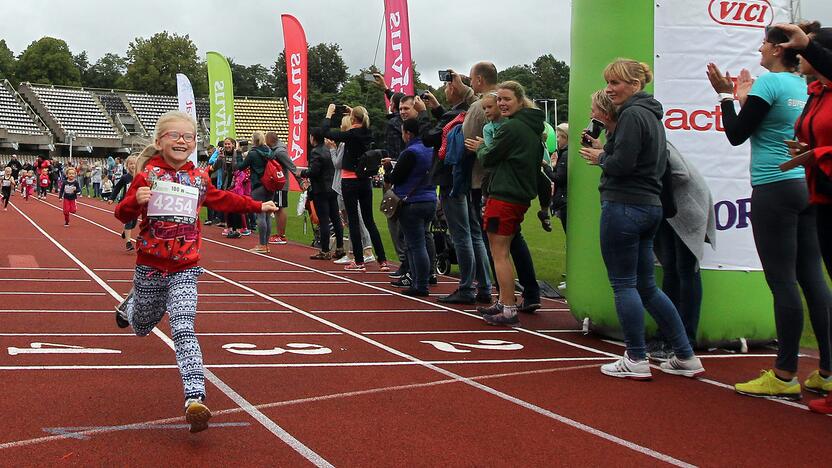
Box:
[113,111,278,433]
[1,167,15,210]
[59,168,81,226]
[109,155,138,251]
[37,168,50,199]
[21,170,35,201]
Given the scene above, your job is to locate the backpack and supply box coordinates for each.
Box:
[355,149,386,178]
[260,153,286,192]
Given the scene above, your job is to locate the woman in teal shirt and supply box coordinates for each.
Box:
[707,27,832,400]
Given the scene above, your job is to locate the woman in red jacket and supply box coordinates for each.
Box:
[114,110,277,432]
[776,22,832,414]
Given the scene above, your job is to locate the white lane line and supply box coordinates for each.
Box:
[0,291,105,296]
[310,309,445,313]
[0,357,614,371]
[200,269,693,467]
[0,364,599,451]
[0,309,291,315]
[0,267,78,271]
[19,200,334,467]
[0,332,342,337]
[0,278,90,282]
[273,293,389,297]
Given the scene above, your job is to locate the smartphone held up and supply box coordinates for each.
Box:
[581,119,605,147]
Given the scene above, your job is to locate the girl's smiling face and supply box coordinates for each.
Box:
[155,120,196,168]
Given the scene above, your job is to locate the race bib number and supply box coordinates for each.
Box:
[147,180,199,224]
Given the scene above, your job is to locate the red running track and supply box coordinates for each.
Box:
[0,193,827,466]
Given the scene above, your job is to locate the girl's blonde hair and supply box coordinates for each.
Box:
[603,59,653,90]
[124,154,139,176]
[351,106,370,128]
[65,167,77,175]
[340,114,352,132]
[252,131,265,146]
[496,81,537,109]
[137,110,197,172]
[591,89,618,122]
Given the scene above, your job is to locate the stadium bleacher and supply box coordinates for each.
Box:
[28,85,119,139]
[0,81,48,136]
[234,97,289,142]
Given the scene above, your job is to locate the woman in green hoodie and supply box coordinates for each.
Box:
[466,81,545,325]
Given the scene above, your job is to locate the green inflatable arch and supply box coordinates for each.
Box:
[566,0,775,344]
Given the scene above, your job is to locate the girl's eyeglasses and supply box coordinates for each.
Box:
[161,131,196,142]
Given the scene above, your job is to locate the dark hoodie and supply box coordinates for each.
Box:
[598,92,667,206]
[321,118,374,174]
[477,107,546,206]
[236,145,273,190]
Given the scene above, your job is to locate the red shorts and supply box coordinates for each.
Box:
[62,198,77,214]
[483,198,528,236]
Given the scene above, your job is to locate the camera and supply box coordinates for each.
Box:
[237,139,250,147]
[581,119,605,147]
[438,70,453,82]
[417,89,429,99]
[333,104,347,115]
[363,73,376,82]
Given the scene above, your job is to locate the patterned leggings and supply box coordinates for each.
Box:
[127,265,205,401]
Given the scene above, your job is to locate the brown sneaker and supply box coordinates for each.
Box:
[185,398,212,433]
[310,251,332,260]
[249,245,270,253]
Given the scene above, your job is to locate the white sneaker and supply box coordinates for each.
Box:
[363,255,376,263]
[601,353,652,380]
[659,355,705,378]
[333,255,354,265]
[184,398,212,433]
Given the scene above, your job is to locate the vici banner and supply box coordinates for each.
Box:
[281,14,308,192]
[654,0,791,270]
[384,0,414,97]
[206,51,237,146]
[175,73,199,165]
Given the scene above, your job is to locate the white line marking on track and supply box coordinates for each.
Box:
[198,269,695,466]
[0,364,601,451]
[0,357,615,371]
[0,267,78,271]
[19,200,334,467]
[0,291,104,296]
[0,278,90,282]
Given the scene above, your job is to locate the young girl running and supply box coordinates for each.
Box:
[114,111,277,433]
[38,168,50,199]
[21,170,35,201]
[1,167,14,211]
[109,155,138,251]
[59,168,81,226]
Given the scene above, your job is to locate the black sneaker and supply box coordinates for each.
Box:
[121,230,126,239]
[126,241,134,251]
[401,287,429,297]
[477,301,502,316]
[115,290,132,329]
[538,210,552,232]
[226,230,242,239]
[517,300,541,314]
[429,275,438,285]
[388,269,406,279]
[437,289,476,304]
[475,291,492,304]
[391,274,412,288]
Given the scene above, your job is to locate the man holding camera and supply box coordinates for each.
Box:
[423,69,491,305]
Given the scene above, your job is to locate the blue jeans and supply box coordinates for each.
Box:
[654,220,702,346]
[399,201,437,292]
[599,201,693,361]
[441,191,492,295]
[252,186,273,245]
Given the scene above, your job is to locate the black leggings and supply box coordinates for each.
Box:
[312,191,344,253]
[1,187,10,207]
[752,179,832,373]
[341,178,386,264]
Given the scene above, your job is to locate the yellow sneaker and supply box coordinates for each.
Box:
[804,370,832,395]
[734,370,801,401]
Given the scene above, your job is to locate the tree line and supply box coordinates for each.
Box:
[0,33,569,142]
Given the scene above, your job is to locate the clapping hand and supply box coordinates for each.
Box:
[736,69,754,106]
[706,63,734,95]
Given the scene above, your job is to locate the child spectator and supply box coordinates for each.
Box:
[101,175,113,200]
[113,110,278,432]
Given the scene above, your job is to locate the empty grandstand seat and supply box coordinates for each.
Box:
[30,86,119,139]
[0,83,46,135]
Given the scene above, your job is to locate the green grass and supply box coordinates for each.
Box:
[204,191,821,349]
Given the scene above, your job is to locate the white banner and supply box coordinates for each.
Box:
[654,0,791,270]
[176,73,199,165]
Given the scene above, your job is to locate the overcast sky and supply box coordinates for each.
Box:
[3,0,831,89]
